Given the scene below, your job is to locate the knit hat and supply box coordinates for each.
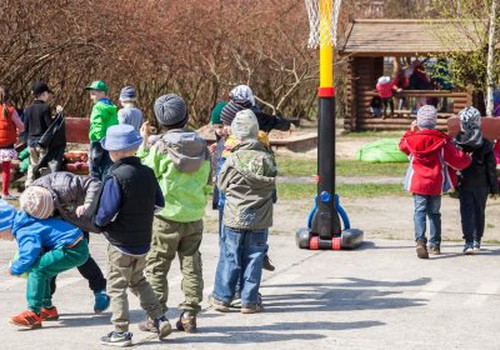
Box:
[231,109,259,140]
[101,124,143,152]
[154,94,188,128]
[210,102,228,125]
[19,186,54,219]
[229,85,255,106]
[85,80,109,93]
[456,106,483,147]
[377,76,391,85]
[0,199,16,232]
[416,105,438,129]
[119,86,136,102]
[221,101,246,126]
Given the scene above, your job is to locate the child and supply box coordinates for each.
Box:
[85,80,118,180]
[369,96,383,118]
[209,101,229,212]
[455,107,499,254]
[399,105,471,259]
[0,86,24,200]
[376,76,395,119]
[25,173,110,313]
[1,194,89,329]
[24,81,60,185]
[138,94,211,334]
[117,86,144,132]
[210,109,277,313]
[93,124,171,346]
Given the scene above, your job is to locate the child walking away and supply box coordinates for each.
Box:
[24,81,59,185]
[93,125,171,346]
[25,173,110,313]
[399,105,471,259]
[138,94,211,334]
[455,107,499,254]
[0,86,24,200]
[376,76,395,119]
[1,194,89,329]
[117,86,144,132]
[85,80,118,180]
[211,109,278,314]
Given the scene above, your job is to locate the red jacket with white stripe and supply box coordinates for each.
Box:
[399,129,471,196]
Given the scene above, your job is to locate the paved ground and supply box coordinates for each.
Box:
[2,233,500,349]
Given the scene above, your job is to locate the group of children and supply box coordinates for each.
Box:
[0,82,288,347]
[399,105,498,258]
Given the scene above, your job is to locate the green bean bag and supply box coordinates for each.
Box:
[356,139,408,163]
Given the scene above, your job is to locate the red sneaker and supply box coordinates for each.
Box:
[41,306,59,321]
[10,310,42,329]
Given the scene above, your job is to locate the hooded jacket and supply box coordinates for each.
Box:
[89,98,118,142]
[10,211,84,276]
[137,128,211,222]
[399,129,471,195]
[218,140,277,230]
[31,172,101,232]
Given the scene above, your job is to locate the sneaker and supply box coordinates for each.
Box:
[463,243,474,255]
[208,294,229,312]
[241,303,263,314]
[139,318,158,333]
[2,194,18,201]
[428,246,441,255]
[229,298,242,309]
[40,306,59,321]
[9,310,42,329]
[100,331,133,347]
[176,312,197,333]
[154,315,172,340]
[94,290,111,314]
[415,240,429,259]
[263,255,276,271]
[473,240,481,250]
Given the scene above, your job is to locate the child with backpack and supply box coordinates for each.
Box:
[399,105,471,259]
[454,107,499,254]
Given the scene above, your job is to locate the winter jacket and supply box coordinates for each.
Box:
[137,128,211,223]
[89,98,118,142]
[218,140,277,230]
[118,106,144,132]
[221,101,292,133]
[31,172,101,232]
[10,211,83,276]
[456,138,499,194]
[0,105,17,146]
[399,129,472,195]
[24,100,53,146]
[376,82,394,99]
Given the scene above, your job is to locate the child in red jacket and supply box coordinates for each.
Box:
[399,105,471,259]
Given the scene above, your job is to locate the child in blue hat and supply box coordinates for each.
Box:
[91,124,171,347]
[0,198,89,329]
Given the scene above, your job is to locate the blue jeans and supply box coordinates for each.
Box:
[459,187,489,244]
[90,141,112,181]
[213,227,268,307]
[413,194,441,247]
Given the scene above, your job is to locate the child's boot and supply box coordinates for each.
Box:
[176,311,197,333]
[100,331,133,347]
[9,310,42,329]
[263,255,275,271]
[94,289,111,314]
[428,245,441,255]
[154,315,172,340]
[463,243,474,255]
[473,239,481,250]
[415,240,429,259]
[40,306,59,321]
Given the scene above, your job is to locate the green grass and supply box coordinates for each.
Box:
[277,183,407,200]
[276,156,408,178]
[341,131,403,138]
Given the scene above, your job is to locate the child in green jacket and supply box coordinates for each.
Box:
[85,80,118,180]
[138,94,211,334]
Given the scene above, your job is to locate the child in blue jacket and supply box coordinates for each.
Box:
[0,196,89,329]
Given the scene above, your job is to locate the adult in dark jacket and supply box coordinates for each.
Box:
[28,172,110,313]
[455,107,499,254]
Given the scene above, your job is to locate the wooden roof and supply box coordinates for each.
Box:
[340,19,484,56]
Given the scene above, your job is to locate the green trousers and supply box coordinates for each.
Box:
[27,240,89,314]
[107,244,164,332]
[146,217,204,316]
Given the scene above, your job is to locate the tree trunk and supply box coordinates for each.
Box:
[486,0,497,116]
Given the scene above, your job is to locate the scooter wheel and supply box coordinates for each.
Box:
[296,228,312,249]
[309,236,320,250]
